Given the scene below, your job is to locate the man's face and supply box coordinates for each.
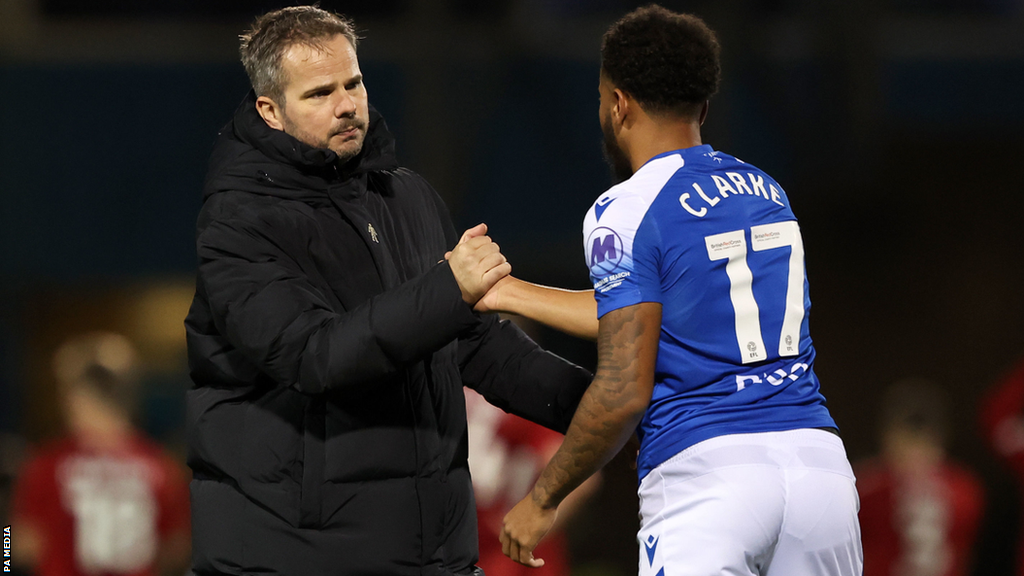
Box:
[276,34,369,163]
[598,74,633,183]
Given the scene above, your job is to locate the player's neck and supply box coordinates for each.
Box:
[68,408,135,453]
[628,120,703,173]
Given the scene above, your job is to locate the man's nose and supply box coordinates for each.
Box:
[334,92,357,118]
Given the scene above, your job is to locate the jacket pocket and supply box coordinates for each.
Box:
[299,398,325,528]
[237,386,305,526]
[323,375,418,482]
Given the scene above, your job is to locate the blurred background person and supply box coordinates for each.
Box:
[10,332,190,576]
[857,378,985,576]
[465,384,601,576]
[980,356,1024,576]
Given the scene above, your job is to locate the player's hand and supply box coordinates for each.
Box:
[500,493,557,568]
[448,224,511,305]
[474,275,516,313]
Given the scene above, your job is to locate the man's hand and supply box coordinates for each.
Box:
[448,223,511,305]
[474,275,515,313]
[500,493,557,568]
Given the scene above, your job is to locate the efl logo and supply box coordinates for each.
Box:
[587,227,624,276]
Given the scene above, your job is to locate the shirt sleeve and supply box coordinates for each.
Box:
[979,356,1024,479]
[156,453,192,537]
[189,215,479,394]
[583,193,663,318]
[459,313,592,434]
[11,451,53,527]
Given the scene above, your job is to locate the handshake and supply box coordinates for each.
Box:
[446,223,598,342]
[446,223,512,310]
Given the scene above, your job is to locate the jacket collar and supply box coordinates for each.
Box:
[203,91,399,202]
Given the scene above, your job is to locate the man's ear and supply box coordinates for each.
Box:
[613,88,629,128]
[255,95,284,131]
[698,100,709,126]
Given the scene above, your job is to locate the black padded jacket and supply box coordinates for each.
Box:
[184,92,592,576]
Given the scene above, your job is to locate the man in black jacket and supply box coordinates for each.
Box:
[184,6,592,576]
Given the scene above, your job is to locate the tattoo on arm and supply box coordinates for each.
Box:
[531,302,661,509]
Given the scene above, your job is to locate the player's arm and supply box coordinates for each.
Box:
[10,456,48,571]
[155,455,193,576]
[538,437,603,534]
[10,522,42,570]
[499,301,660,567]
[475,276,599,341]
[980,358,1024,475]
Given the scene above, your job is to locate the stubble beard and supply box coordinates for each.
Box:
[601,111,633,184]
[281,112,367,164]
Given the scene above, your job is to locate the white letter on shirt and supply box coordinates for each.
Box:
[727,172,754,195]
[736,374,762,391]
[679,193,707,217]
[748,173,768,199]
[693,182,719,207]
[711,175,736,198]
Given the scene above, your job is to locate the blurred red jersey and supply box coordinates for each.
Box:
[981,357,1024,576]
[12,434,190,576]
[856,459,983,576]
[466,390,570,576]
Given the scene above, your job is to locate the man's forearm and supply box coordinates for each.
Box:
[498,302,660,567]
[530,369,647,509]
[529,302,659,509]
[497,278,598,341]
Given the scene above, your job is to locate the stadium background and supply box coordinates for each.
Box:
[1,0,1022,574]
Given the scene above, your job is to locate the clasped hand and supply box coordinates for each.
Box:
[447,223,512,305]
[499,492,558,568]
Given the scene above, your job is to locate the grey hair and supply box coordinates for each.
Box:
[239,5,360,105]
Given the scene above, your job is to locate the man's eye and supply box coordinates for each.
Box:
[346,80,362,90]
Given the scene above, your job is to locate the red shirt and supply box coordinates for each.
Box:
[12,434,190,576]
[465,390,569,576]
[980,357,1024,576]
[856,459,984,576]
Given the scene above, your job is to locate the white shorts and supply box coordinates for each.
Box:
[637,429,862,576]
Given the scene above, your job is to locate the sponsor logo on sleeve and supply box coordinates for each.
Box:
[594,271,630,293]
[586,227,624,277]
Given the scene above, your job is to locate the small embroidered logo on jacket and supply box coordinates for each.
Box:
[368,223,379,243]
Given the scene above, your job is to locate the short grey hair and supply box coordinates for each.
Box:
[239,5,360,105]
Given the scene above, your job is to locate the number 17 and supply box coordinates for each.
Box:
[704,221,805,364]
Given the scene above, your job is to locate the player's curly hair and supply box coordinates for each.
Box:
[601,5,721,119]
[240,5,360,106]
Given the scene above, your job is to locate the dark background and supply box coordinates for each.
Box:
[1,0,1023,574]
